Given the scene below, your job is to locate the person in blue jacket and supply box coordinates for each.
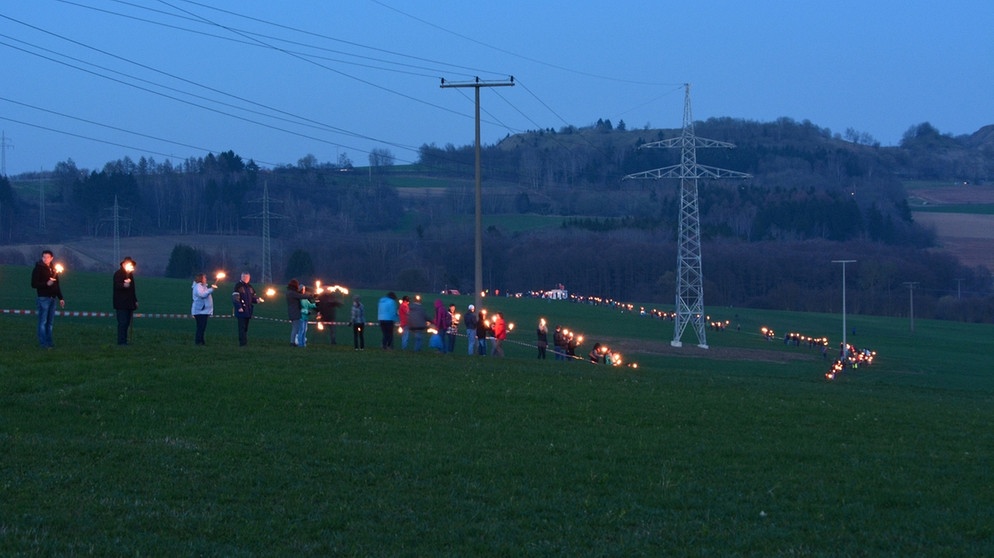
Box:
[377,292,399,349]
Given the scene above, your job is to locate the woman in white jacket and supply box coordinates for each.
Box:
[192,273,216,346]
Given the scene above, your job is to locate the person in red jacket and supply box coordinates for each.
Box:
[398,295,411,350]
[491,312,507,357]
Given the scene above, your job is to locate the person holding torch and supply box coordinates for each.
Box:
[112,257,138,345]
[232,272,262,347]
[191,273,218,346]
[491,311,507,358]
[30,249,65,349]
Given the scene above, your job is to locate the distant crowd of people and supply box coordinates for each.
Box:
[29,248,616,364]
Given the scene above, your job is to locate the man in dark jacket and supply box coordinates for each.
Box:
[406,296,430,352]
[315,291,343,344]
[112,257,138,345]
[232,272,261,346]
[30,249,65,348]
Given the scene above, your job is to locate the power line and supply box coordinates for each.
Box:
[4,1,674,174]
[371,0,675,87]
[0,18,419,155]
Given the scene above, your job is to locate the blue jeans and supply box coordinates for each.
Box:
[37,296,57,347]
[291,319,303,346]
[467,330,477,355]
[297,318,308,346]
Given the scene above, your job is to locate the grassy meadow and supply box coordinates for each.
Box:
[1,264,993,556]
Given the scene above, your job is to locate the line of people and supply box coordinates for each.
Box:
[31,249,139,348]
[30,248,563,360]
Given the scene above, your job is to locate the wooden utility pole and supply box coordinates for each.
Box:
[440,77,514,311]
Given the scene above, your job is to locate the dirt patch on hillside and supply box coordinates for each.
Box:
[908,183,994,271]
[909,184,994,205]
[913,213,994,239]
[913,213,994,270]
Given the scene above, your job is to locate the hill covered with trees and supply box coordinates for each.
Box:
[3,117,993,321]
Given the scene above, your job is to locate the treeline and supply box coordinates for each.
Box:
[419,117,993,246]
[3,116,994,321]
[1,150,402,244]
[156,226,994,323]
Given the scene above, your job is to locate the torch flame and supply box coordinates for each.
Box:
[215,271,226,281]
[54,264,65,274]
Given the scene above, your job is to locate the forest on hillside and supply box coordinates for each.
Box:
[2,118,993,321]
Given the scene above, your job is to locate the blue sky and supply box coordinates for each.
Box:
[2,0,992,175]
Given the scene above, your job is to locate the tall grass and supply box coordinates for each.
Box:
[2,265,993,555]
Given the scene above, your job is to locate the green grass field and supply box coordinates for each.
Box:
[2,265,993,555]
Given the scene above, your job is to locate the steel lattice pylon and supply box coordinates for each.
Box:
[624,84,751,348]
[245,181,284,285]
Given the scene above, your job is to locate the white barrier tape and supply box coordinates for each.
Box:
[2,308,364,326]
[3,308,212,319]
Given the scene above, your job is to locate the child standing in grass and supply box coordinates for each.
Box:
[351,296,366,350]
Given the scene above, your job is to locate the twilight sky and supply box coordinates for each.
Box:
[2,0,992,175]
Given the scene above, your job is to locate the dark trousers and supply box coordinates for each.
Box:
[237,317,251,346]
[116,309,133,345]
[380,320,394,349]
[353,323,365,349]
[194,314,208,345]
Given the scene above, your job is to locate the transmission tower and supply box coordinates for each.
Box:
[99,195,131,265]
[113,195,121,265]
[1,131,12,177]
[624,84,751,348]
[245,181,284,284]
